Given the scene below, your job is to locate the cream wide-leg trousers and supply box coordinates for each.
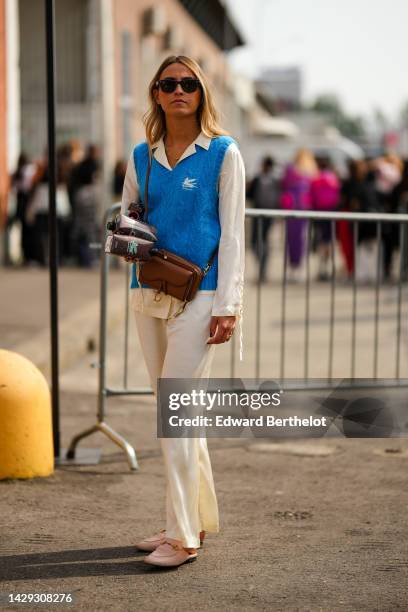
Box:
[133,293,219,549]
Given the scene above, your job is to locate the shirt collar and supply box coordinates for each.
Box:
[151,131,211,151]
[151,131,211,171]
[194,132,212,150]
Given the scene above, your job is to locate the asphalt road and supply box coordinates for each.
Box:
[1,390,408,611]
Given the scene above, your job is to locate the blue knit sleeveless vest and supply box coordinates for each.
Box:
[130,136,236,290]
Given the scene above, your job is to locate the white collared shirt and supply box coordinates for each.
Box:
[121,131,245,359]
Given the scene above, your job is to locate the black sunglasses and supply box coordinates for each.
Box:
[155,78,201,94]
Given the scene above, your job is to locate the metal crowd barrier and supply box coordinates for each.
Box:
[67,203,408,469]
[247,208,408,382]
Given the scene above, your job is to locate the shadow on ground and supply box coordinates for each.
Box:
[0,546,181,581]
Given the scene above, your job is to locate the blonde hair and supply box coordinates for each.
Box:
[143,55,229,147]
[384,152,403,174]
[294,148,318,176]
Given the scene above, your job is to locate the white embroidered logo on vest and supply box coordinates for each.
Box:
[182,177,198,190]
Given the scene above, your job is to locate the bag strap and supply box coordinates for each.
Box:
[143,144,217,275]
[143,147,152,222]
[203,248,217,276]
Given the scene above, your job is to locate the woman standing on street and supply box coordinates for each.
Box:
[121,55,245,568]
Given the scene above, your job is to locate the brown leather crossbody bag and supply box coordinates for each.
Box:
[134,150,217,304]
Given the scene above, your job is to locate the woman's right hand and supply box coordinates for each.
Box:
[207,316,237,344]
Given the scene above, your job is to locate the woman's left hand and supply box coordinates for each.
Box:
[207,316,237,345]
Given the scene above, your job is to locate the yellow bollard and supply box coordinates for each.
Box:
[0,349,54,479]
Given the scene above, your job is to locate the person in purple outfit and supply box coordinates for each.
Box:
[280,149,318,280]
[310,155,341,280]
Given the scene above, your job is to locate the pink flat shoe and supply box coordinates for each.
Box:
[135,529,166,552]
[136,530,205,552]
[143,541,198,567]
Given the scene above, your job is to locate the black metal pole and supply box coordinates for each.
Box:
[45,0,60,458]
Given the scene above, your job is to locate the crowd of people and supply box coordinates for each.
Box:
[8,142,408,281]
[8,141,127,268]
[247,149,408,283]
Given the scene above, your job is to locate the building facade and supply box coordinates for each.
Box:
[256,66,302,113]
[113,0,244,159]
[8,0,245,209]
[0,0,7,225]
[18,0,104,158]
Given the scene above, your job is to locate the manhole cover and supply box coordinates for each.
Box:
[273,510,313,520]
[249,441,337,457]
[344,528,372,536]
[373,447,408,458]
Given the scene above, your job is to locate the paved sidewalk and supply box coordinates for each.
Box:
[1,266,126,379]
